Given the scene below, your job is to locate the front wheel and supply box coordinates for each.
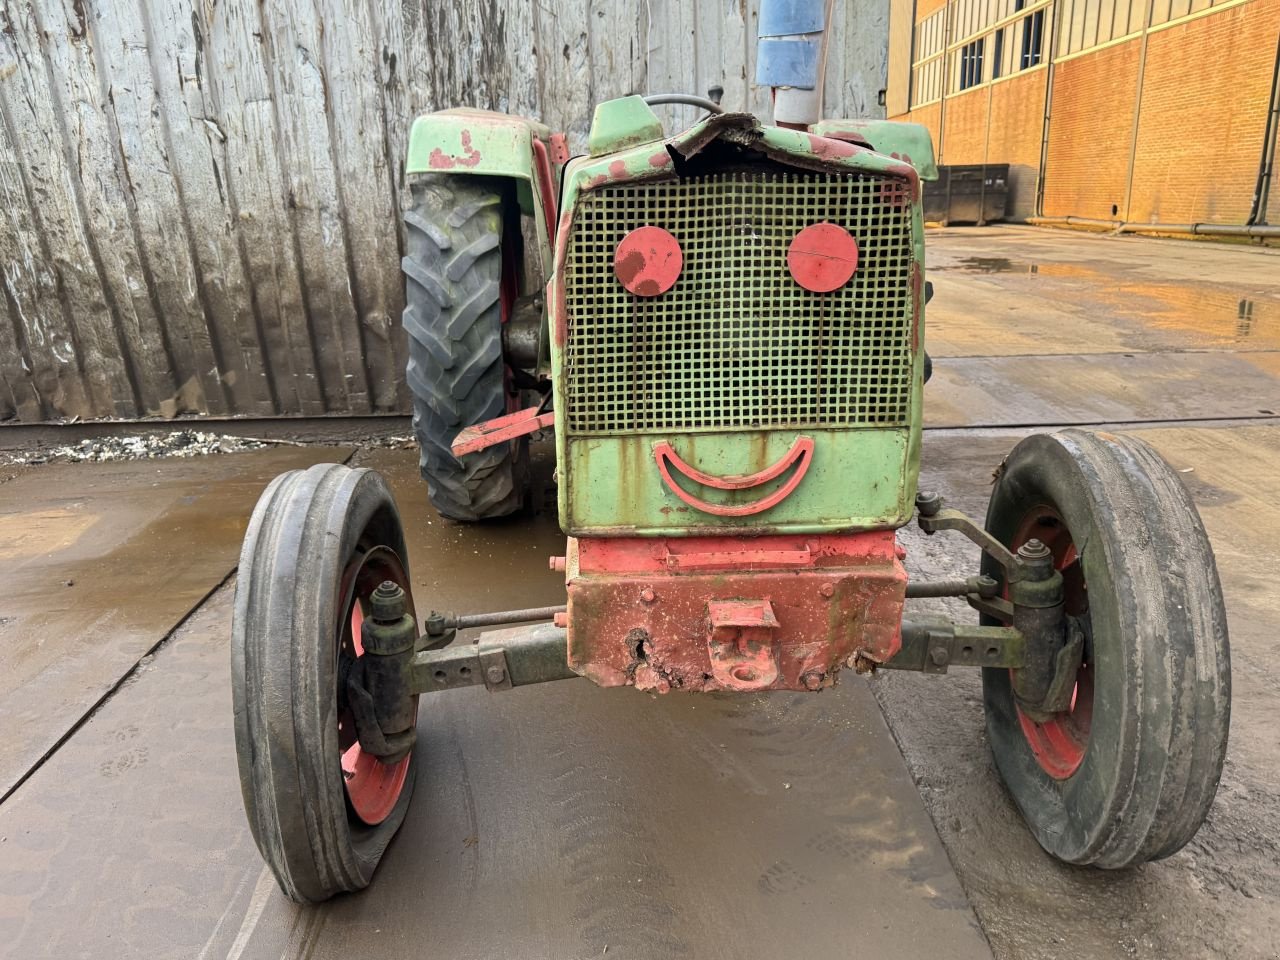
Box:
[232,463,418,902]
[982,429,1230,868]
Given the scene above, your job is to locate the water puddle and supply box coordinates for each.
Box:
[932,256,1279,347]
[940,256,1028,273]
[937,256,1095,278]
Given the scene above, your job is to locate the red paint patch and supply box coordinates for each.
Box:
[532,138,557,220]
[564,532,908,693]
[614,225,682,297]
[655,436,813,517]
[787,223,859,293]
[341,602,413,825]
[806,133,857,161]
[880,178,911,208]
[554,293,568,346]
[428,130,481,169]
[649,149,670,167]
[910,262,923,352]
[608,159,628,180]
[548,132,570,165]
[822,130,872,149]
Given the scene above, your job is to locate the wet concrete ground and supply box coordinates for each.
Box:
[894,227,1280,959]
[1,225,1278,958]
[0,448,352,802]
[0,445,988,959]
[892,424,1280,960]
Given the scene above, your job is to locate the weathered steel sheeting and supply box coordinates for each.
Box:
[0,0,887,423]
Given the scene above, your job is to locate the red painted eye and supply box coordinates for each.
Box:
[787,222,859,292]
[614,226,682,297]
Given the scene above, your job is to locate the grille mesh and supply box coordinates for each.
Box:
[563,171,914,436]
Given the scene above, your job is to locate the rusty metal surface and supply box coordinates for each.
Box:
[564,532,907,692]
[0,445,990,959]
[551,118,925,536]
[0,445,352,800]
[449,407,555,457]
[614,225,684,296]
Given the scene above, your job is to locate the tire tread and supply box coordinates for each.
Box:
[232,464,416,902]
[402,176,524,521]
[981,429,1229,868]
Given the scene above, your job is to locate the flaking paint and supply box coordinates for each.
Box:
[563,532,908,692]
[406,110,558,278]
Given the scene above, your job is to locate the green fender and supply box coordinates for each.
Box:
[405,108,556,274]
[810,119,938,181]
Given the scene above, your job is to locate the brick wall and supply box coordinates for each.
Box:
[1129,1,1280,224]
[1042,38,1142,219]
[986,67,1049,220]
[940,87,989,164]
[894,67,1048,222]
[906,101,944,157]
[886,0,1279,227]
[917,0,948,21]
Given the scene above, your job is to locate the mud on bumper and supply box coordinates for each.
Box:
[562,532,907,692]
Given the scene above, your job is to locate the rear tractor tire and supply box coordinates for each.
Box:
[982,429,1230,868]
[401,175,530,522]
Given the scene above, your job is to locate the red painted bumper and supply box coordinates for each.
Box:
[562,533,907,692]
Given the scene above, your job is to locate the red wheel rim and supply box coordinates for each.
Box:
[1010,508,1092,780]
[337,549,416,826]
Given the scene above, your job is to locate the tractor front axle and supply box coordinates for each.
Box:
[404,616,1031,698]
[411,623,578,693]
[348,503,1079,747]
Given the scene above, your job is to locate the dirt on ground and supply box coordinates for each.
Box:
[870,225,1280,960]
[872,432,1280,960]
[0,430,272,465]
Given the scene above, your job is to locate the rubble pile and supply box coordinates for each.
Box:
[360,435,415,450]
[6,430,271,465]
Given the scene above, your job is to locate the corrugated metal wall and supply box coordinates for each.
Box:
[0,0,888,424]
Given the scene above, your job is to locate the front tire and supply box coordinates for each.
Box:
[982,429,1230,868]
[232,464,418,902]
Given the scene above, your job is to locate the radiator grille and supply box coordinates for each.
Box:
[562,171,915,436]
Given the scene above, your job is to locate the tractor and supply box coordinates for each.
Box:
[230,4,1230,905]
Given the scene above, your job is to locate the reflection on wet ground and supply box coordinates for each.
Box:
[0,446,353,800]
[927,232,1280,351]
[940,256,1024,273]
[0,444,994,960]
